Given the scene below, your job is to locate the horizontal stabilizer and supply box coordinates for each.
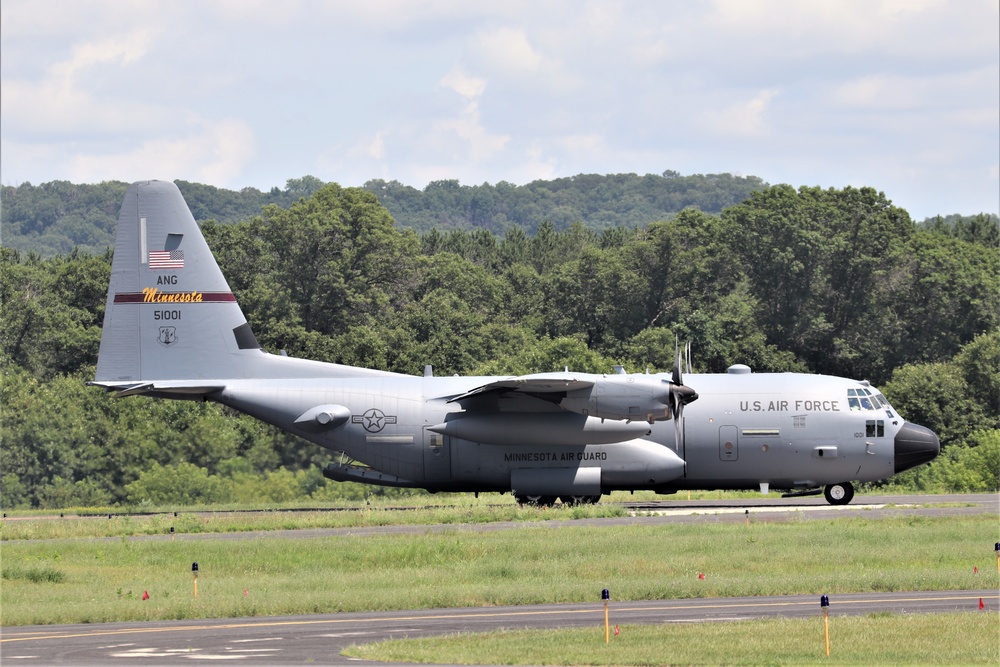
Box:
[88,380,224,398]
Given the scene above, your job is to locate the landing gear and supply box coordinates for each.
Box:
[559,495,600,506]
[515,495,558,507]
[515,494,599,506]
[824,482,855,505]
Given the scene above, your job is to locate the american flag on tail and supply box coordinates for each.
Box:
[149,250,184,269]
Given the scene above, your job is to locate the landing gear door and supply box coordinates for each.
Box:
[423,428,451,482]
[720,425,738,461]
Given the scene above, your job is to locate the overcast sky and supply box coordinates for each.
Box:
[2,0,997,220]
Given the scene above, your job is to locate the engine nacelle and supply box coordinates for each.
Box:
[429,412,651,446]
[559,376,670,423]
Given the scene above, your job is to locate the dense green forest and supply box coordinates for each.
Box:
[4,172,996,258]
[1,180,998,508]
[3,172,771,257]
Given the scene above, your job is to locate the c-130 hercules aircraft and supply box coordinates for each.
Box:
[90,181,941,505]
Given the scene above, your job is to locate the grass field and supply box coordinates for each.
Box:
[2,513,996,626]
[344,613,999,665]
[1,489,768,541]
[0,497,629,541]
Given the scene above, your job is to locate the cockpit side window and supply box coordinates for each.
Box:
[874,392,895,418]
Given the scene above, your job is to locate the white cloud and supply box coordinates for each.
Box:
[701,89,779,138]
[440,68,487,99]
[433,102,510,162]
[64,118,255,186]
[834,67,999,112]
[434,67,510,162]
[475,26,543,75]
[368,131,387,160]
[0,0,996,217]
[49,30,154,78]
[1,29,162,136]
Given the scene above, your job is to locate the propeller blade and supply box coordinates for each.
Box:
[674,402,683,450]
[665,354,698,450]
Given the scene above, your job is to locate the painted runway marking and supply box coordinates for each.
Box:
[225,649,281,653]
[630,503,907,516]
[4,593,993,646]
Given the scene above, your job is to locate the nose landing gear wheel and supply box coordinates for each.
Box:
[824,482,854,505]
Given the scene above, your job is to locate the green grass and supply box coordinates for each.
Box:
[0,501,628,541]
[1,564,66,583]
[345,613,999,665]
[1,514,996,626]
[0,489,959,541]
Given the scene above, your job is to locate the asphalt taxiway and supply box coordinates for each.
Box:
[2,590,996,665]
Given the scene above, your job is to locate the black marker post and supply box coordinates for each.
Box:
[821,595,830,656]
[602,588,610,644]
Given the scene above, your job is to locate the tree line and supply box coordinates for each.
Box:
[1,182,998,508]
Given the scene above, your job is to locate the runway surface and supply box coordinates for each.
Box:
[9,493,991,543]
[3,591,996,665]
[2,494,997,665]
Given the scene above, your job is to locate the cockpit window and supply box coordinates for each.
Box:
[848,388,895,418]
[875,392,895,418]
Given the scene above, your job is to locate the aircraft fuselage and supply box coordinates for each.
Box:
[212,367,933,500]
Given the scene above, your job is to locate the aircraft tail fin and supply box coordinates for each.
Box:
[94,180,264,384]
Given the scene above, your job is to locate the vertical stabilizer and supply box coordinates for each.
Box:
[94,180,260,383]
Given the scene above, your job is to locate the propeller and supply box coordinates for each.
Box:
[666,346,698,450]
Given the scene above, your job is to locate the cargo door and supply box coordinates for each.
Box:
[423,428,451,482]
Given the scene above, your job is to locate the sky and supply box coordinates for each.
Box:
[2,0,998,221]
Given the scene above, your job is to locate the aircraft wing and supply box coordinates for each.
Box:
[447,372,595,403]
[447,370,684,425]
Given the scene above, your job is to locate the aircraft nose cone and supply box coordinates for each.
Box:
[894,422,940,473]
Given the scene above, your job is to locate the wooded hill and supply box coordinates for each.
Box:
[1,178,998,508]
[2,172,772,257]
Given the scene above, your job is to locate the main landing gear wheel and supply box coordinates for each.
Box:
[515,495,558,507]
[559,495,600,506]
[824,482,855,505]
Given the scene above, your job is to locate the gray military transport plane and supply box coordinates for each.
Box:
[90,180,941,505]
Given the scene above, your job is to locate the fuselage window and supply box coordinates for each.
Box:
[866,420,885,438]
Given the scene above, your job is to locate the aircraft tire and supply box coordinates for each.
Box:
[516,495,558,507]
[559,495,600,506]
[824,482,854,505]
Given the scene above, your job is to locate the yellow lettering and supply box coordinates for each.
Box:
[141,287,203,303]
